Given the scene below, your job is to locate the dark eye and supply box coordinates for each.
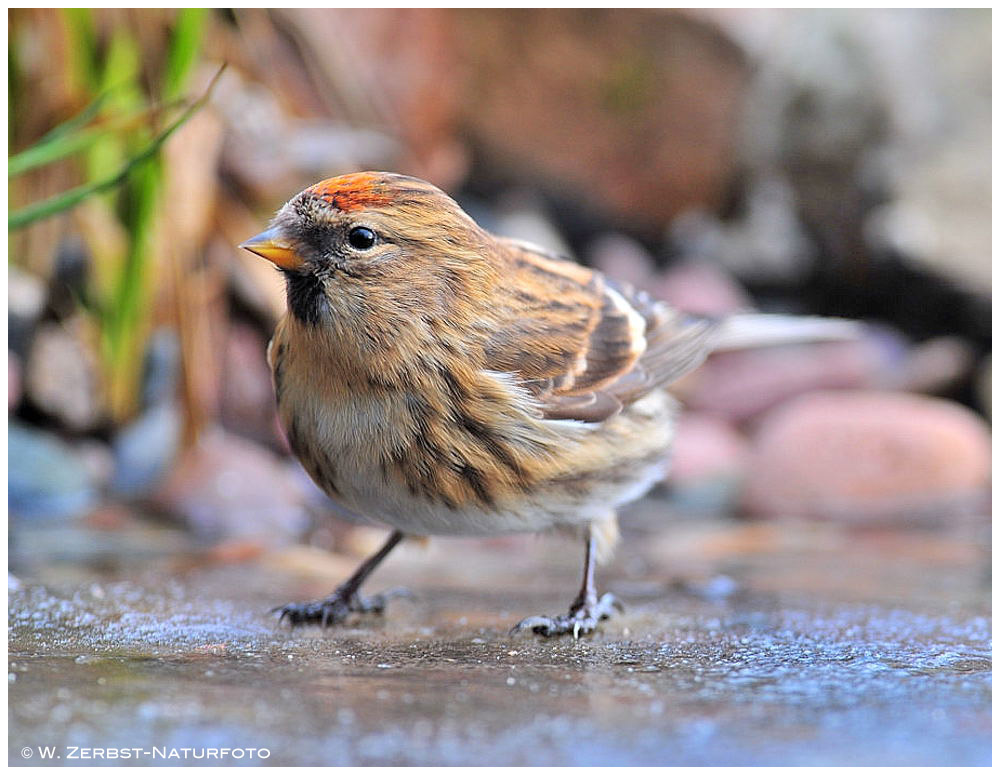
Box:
[347,226,376,250]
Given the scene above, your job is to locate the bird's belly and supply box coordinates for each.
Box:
[316,457,670,538]
[279,386,677,538]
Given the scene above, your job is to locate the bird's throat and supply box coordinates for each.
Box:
[283,271,331,326]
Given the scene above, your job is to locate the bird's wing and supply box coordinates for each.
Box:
[484,238,718,423]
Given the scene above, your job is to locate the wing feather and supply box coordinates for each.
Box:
[485,239,718,423]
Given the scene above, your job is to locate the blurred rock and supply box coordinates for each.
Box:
[587,233,657,289]
[667,412,750,513]
[25,318,103,432]
[743,391,991,523]
[859,10,990,292]
[229,8,748,223]
[711,10,988,293]
[111,404,182,498]
[74,440,115,492]
[975,355,990,418]
[890,336,976,396]
[215,72,353,201]
[140,328,181,410]
[84,503,135,531]
[155,428,309,544]
[224,10,458,195]
[46,236,90,321]
[457,9,748,229]
[8,265,45,357]
[679,573,741,602]
[670,176,815,284]
[9,351,22,410]
[277,8,465,186]
[492,191,573,258]
[588,235,754,317]
[652,261,753,317]
[216,67,403,201]
[286,121,401,180]
[108,330,185,498]
[219,323,278,446]
[682,335,900,423]
[9,422,97,522]
[671,413,750,483]
[722,11,886,284]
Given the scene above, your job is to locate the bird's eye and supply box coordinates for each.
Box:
[347,226,377,250]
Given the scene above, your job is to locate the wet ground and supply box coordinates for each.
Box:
[8,497,991,766]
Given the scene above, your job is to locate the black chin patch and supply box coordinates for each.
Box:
[283,270,330,325]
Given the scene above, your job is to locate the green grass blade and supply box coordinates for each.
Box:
[164,9,209,100]
[62,9,100,92]
[104,156,162,419]
[9,124,111,178]
[37,91,108,143]
[8,65,225,230]
[9,99,186,178]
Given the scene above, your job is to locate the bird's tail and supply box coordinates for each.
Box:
[709,313,864,352]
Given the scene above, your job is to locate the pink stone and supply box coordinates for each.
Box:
[155,428,309,543]
[682,339,887,423]
[670,412,750,484]
[652,261,753,317]
[743,391,991,523]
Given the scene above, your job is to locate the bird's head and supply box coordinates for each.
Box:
[241,172,495,330]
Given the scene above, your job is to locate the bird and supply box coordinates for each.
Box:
[240,171,859,637]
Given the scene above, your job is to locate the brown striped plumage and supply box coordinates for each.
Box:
[242,171,719,635]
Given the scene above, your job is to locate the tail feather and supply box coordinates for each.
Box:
[709,313,864,353]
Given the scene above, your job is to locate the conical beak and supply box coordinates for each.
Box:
[239,228,304,271]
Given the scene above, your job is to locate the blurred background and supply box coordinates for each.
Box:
[7,10,992,766]
[8,8,991,578]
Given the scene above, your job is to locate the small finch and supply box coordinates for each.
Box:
[241,171,856,637]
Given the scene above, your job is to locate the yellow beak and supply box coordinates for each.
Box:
[239,228,304,271]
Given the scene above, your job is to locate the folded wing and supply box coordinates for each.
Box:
[484,239,718,423]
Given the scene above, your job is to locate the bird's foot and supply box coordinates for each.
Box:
[273,586,410,628]
[511,593,623,638]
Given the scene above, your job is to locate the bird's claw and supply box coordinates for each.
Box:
[511,593,623,638]
[273,586,412,628]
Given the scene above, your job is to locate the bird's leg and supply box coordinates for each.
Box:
[274,530,409,627]
[512,528,623,638]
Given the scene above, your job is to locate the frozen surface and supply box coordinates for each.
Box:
[8,502,991,766]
